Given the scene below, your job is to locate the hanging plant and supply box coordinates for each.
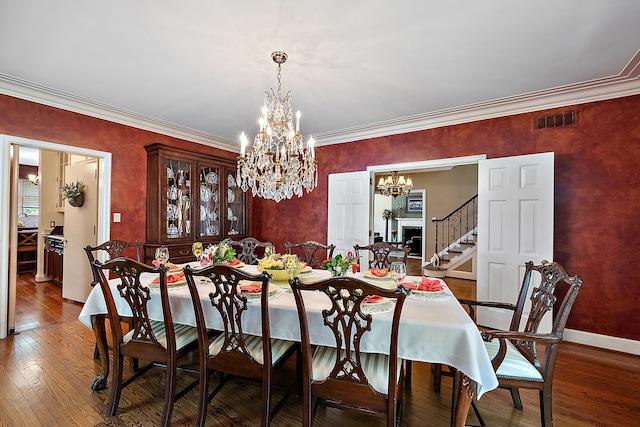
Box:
[382,209,394,220]
[61,180,86,207]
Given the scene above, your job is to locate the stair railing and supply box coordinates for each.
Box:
[432,195,478,257]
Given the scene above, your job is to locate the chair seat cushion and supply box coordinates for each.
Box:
[123,320,198,350]
[311,345,402,394]
[209,333,296,365]
[484,338,543,382]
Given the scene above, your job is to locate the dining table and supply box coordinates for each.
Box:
[78,263,498,427]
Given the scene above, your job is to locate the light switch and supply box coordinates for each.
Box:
[113,213,121,223]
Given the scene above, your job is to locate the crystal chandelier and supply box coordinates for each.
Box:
[377,171,413,197]
[237,51,317,202]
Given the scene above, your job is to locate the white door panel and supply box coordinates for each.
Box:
[478,152,554,331]
[62,160,98,302]
[328,171,371,265]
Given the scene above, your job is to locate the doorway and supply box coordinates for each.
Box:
[368,156,485,270]
[0,135,112,339]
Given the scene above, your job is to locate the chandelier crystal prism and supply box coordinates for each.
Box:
[237,51,317,203]
[376,171,413,197]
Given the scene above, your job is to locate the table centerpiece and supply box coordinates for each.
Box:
[321,252,359,276]
[257,253,305,281]
[199,238,237,266]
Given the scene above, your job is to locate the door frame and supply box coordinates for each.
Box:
[0,135,112,339]
[368,155,486,266]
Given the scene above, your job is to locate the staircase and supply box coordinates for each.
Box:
[423,195,478,280]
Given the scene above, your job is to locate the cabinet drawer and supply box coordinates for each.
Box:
[145,243,194,265]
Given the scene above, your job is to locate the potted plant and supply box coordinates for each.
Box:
[61,180,86,207]
[382,209,394,241]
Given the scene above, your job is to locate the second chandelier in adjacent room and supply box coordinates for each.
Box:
[377,171,413,197]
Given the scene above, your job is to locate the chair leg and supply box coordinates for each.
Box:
[540,389,553,427]
[195,368,210,427]
[261,370,272,427]
[510,387,523,409]
[159,362,177,427]
[106,354,124,417]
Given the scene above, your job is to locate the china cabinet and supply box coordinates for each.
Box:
[144,143,250,264]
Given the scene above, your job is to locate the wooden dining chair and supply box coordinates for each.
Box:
[285,240,335,268]
[229,237,272,265]
[183,264,299,427]
[91,257,199,427]
[354,242,409,269]
[289,275,409,427]
[84,240,143,359]
[439,261,583,427]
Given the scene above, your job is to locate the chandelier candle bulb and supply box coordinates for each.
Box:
[296,111,301,132]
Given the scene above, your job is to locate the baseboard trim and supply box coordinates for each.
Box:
[564,329,640,356]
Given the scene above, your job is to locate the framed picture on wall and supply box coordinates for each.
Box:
[406,196,422,213]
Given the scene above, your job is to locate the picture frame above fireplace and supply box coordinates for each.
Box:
[406,195,422,213]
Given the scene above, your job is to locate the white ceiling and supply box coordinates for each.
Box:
[1,1,640,151]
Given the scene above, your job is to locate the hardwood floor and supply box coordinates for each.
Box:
[4,273,640,426]
[14,272,83,332]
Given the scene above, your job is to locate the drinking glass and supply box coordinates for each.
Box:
[192,241,203,260]
[390,262,406,285]
[155,246,170,263]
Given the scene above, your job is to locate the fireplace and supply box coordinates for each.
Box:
[403,226,422,256]
[397,218,423,257]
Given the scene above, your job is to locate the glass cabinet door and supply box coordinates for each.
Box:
[226,170,246,236]
[165,158,192,240]
[198,165,221,238]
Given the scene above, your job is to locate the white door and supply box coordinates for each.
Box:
[327,171,371,266]
[62,160,98,302]
[477,152,554,331]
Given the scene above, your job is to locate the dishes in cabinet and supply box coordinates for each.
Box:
[167,167,174,180]
[167,186,178,200]
[166,224,179,237]
[205,171,219,185]
[200,186,212,202]
[212,189,219,203]
[228,173,236,188]
[227,188,235,203]
[167,204,178,221]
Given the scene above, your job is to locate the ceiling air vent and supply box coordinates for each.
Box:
[535,111,577,130]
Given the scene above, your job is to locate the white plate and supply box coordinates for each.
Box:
[238,282,278,300]
[228,174,236,188]
[362,270,391,280]
[228,188,235,203]
[205,171,218,184]
[200,186,211,202]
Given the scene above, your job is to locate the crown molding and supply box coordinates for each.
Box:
[2,50,639,150]
[314,50,640,146]
[0,74,238,152]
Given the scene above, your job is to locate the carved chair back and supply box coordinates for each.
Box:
[285,240,335,269]
[354,242,409,269]
[92,257,177,356]
[290,275,408,425]
[229,237,272,265]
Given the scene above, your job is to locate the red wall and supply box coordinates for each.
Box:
[2,93,639,340]
[0,94,235,245]
[252,95,640,341]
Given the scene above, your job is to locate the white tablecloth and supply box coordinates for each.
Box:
[78,265,498,396]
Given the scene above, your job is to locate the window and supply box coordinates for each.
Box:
[20,179,39,216]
